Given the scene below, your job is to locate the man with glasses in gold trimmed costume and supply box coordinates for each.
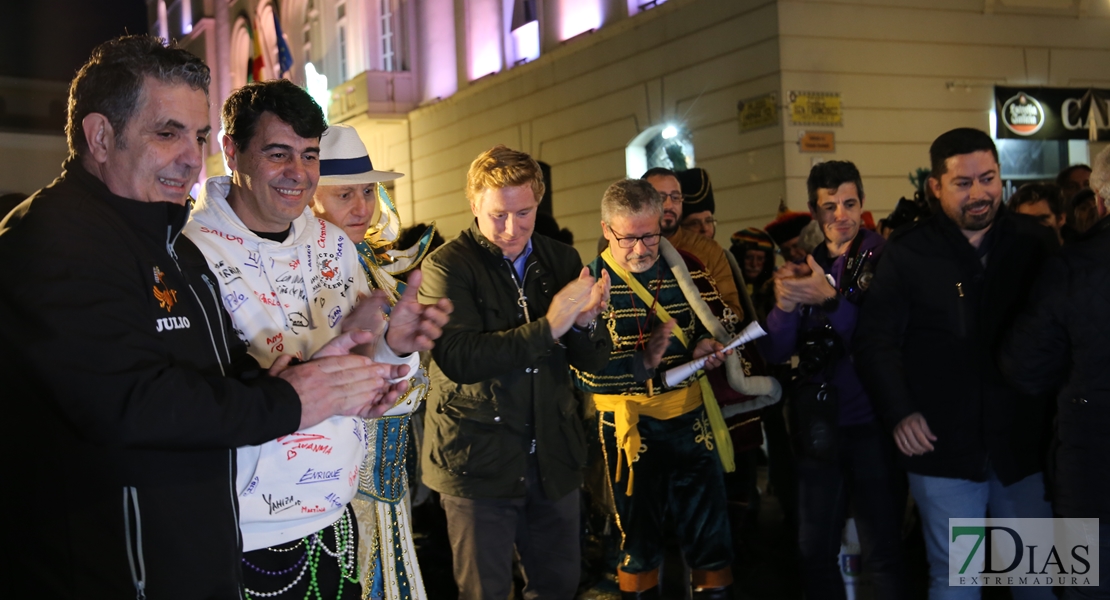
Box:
[573,179,780,600]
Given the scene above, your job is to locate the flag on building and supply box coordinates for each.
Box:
[248,23,266,82]
[273,10,295,76]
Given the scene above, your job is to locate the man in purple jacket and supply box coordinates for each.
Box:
[759,161,906,599]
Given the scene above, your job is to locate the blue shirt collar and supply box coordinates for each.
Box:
[507,238,534,280]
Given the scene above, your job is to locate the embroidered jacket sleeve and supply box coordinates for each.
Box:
[574,259,702,396]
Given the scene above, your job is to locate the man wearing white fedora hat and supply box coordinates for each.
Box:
[184,80,453,600]
[311,123,436,600]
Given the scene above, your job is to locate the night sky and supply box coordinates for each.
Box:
[1,0,149,82]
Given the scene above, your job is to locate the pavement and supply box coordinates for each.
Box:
[409,463,947,599]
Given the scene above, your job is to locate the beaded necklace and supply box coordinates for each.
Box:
[243,509,360,600]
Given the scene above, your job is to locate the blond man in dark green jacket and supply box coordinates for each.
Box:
[418,145,611,600]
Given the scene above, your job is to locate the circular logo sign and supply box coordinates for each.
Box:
[1001,92,1046,136]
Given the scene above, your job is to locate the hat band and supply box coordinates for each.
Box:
[320,155,374,176]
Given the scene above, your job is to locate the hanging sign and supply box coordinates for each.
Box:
[994,86,1110,141]
[789,91,842,126]
[737,93,779,132]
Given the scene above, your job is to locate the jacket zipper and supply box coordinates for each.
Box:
[229,450,244,600]
[955,282,967,338]
[166,226,226,376]
[201,273,234,365]
[123,487,147,600]
[505,259,531,323]
[166,227,243,599]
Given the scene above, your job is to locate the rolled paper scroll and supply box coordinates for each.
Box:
[663,321,768,388]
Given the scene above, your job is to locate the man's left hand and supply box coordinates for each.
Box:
[574,269,611,328]
[777,255,838,306]
[692,338,730,371]
[384,269,454,355]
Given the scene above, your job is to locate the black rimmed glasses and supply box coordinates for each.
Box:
[608,227,662,249]
[657,191,684,203]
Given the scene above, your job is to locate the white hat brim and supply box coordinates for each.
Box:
[318,170,405,186]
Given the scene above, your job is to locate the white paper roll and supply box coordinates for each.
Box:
[663,321,767,388]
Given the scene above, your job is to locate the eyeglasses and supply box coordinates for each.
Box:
[608,227,662,249]
[658,191,684,203]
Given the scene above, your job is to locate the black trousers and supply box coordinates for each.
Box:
[241,504,362,600]
[796,421,907,600]
[439,457,581,600]
[600,408,733,574]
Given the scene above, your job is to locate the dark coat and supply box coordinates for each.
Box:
[418,221,612,500]
[1000,216,1110,518]
[0,162,301,599]
[854,207,1057,485]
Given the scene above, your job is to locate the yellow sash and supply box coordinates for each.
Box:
[597,249,736,495]
[594,385,703,496]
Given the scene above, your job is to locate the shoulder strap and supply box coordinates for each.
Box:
[601,247,689,348]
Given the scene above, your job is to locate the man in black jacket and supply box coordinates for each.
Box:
[418,145,612,600]
[855,128,1057,599]
[1000,145,1110,599]
[0,35,402,599]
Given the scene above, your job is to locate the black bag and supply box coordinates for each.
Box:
[790,380,839,463]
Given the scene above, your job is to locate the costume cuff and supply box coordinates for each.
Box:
[374,339,420,384]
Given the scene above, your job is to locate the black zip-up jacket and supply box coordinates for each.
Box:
[418,221,612,501]
[1000,216,1110,518]
[854,207,1056,485]
[0,161,301,599]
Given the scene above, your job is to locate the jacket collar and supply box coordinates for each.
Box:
[466,219,533,266]
[64,158,191,249]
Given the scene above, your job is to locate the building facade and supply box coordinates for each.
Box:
[150,0,1110,260]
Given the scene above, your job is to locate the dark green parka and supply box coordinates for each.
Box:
[418,221,612,500]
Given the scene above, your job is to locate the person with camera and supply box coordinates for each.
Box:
[759,161,907,599]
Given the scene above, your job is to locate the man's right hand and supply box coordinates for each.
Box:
[269,329,412,429]
[547,268,597,339]
[893,412,937,456]
[642,318,677,371]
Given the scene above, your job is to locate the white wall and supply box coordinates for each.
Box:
[777,0,1110,216]
[404,0,785,259]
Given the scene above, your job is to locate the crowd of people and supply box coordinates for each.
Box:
[2,34,1108,600]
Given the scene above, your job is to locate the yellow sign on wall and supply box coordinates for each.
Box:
[799,131,836,153]
[737,93,778,132]
[789,91,842,126]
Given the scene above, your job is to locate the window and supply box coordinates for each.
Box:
[627,0,666,17]
[339,25,348,82]
[181,0,192,34]
[336,1,348,82]
[380,0,395,71]
[156,0,169,41]
[509,0,539,64]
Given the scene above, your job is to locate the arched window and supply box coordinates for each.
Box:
[231,17,251,89]
[257,2,280,80]
[625,124,695,179]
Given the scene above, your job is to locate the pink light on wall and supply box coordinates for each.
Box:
[626,0,667,17]
[560,0,601,41]
[511,21,540,63]
[468,0,503,80]
[421,0,457,101]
